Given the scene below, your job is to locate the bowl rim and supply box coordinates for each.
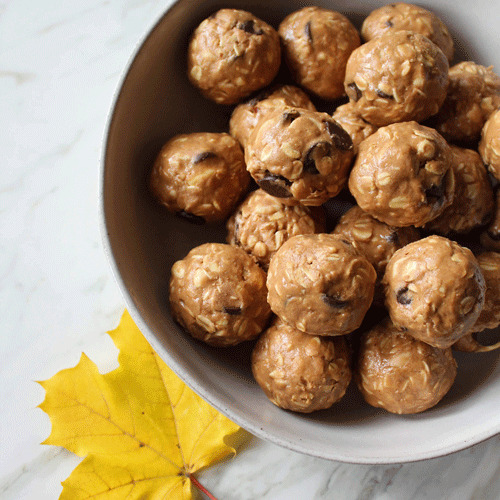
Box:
[99,0,500,464]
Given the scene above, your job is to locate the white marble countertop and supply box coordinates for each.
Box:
[1,1,499,498]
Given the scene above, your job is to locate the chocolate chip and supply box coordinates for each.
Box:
[425,183,445,205]
[258,172,292,198]
[193,151,217,164]
[223,306,242,315]
[348,82,362,102]
[303,141,332,174]
[282,110,301,124]
[322,294,349,309]
[325,120,353,150]
[385,19,394,27]
[304,21,313,43]
[396,287,412,305]
[383,230,400,245]
[238,20,264,35]
[487,230,500,241]
[375,89,394,99]
[175,210,206,225]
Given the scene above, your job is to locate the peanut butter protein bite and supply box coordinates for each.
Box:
[149,133,249,223]
[479,108,500,181]
[348,122,454,227]
[279,6,360,100]
[344,31,449,127]
[267,234,376,336]
[252,319,352,413]
[357,318,457,414]
[169,243,271,346]
[383,236,486,349]
[187,9,281,104]
[245,107,354,206]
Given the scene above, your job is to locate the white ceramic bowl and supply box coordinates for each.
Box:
[101,0,500,463]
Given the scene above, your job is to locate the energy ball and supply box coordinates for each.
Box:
[425,146,494,235]
[267,234,376,336]
[226,189,325,270]
[187,9,281,104]
[356,318,457,414]
[149,133,250,223]
[252,319,352,413]
[361,2,454,62]
[332,102,378,154]
[245,107,354,206]
[229,85,316,149]
[383,236,486,349]
[428,62,500,145]
[348,122,454,227]
[332,205,420,302]
[479,108,500,181]
[344,31,449,127]
[169,243,271,347]
[480,189,500,251]
[278,6,360,100]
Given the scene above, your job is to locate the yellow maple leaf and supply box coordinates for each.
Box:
[38,310,249,499]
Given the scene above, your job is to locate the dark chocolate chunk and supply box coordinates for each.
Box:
[348,82,362,102]
[325,120,353,150]
[383,230,400,245]
[304,21,313,43]
[238,19,264,35]
[223,306,242,315]
[322,293,349,309]
[282,110,301,124]
[258,172,292,198]
[303,141,332,174]
[375,89,394,99]
[396,286,412,305]
[175,210,206,225]
[193,151,217,164]
[385,19,394,27]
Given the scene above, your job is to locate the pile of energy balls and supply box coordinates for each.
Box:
[149,3,500,415]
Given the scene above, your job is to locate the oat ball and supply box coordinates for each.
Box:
[332,102,378,154]
[245,107,354,206]
[187,9,281,104]
[479,108,500,181]
[267,234,376,336]
[278,6,360,100]
[149,133,250,223]
[252,319,352,413]
[348,122,454,227]
[356,318,457,414]
[428,62,500,145]
[425,146,494,235]
[361,3,454,62]
[344,31,449,127]
[480,189,500,251]
[332,205,420,302]
[229,85,316,149]
[169,243,271,346]
[226,189,325,270]
[383,236,486,349]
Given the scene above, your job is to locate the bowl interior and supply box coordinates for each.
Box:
[102,0,500,463]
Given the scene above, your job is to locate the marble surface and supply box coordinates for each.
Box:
[0,1,499,499]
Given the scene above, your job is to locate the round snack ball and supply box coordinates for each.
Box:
[344,31,449,127]
[169,243,271,347]
[480,189,500,251]
[356,318,457,414]
[361,2,454,62]
[479,108,500,181]
[383,235,486,349]
[267,234,376,336]
[428,62,500,145]
[425,146,494,235]
[229,85,316,149]
[187,9,281,104]
[226,189,325,270]
[149,133,250,223]
[278,6,360,100]
[252,319,352,413]
[332,102,378,154]
[245,107,354,206]
[348,122,454,227]
[332,205,420,302]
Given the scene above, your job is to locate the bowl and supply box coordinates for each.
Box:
[101,0,500,463]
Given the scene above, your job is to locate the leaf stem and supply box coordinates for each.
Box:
[190,474,218,500]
